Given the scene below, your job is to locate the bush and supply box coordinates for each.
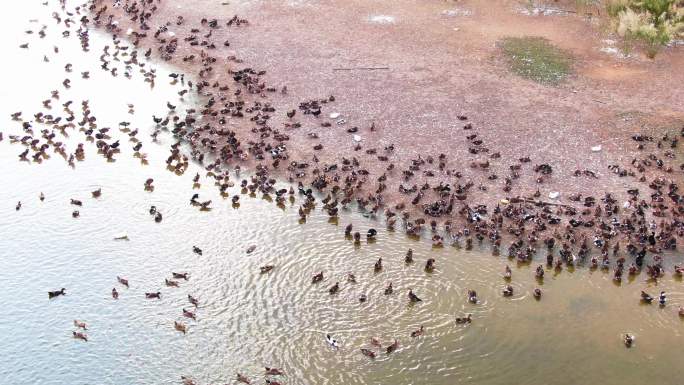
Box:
[608,0,684,57]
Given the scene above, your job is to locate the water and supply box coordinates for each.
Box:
[1,1,683,385]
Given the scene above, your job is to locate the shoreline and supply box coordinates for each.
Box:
[33,0,684,269]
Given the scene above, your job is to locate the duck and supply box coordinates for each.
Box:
[165,279,179,287]
[405,248,413,263]
[172,272,189,280]
[312,271,324,284]
[410,325,424,338]
[359,293,368,302]
[374,258,382,272]
[503,285,514,297]
[328,282,340,295]
[73,320,87,330]
[192,246,202,255]
[425,258,435,272]
[91,188,101,198]
[182,308,196,320]
[326,334,340,348]
[174,321,187,334]
[260,265,275,274]
[112,288,118,299]
[117,276,129,287]
[265,380,282,385]
[386,339,399,354]
[659,291,666,306]
[347,273,357,283]
[236,373,251,384]
[39,192,45,201]
[149,205,157,215]
[370,337,382,347]
[367,228,377,240]
[468,289,478,304]
[188,294,199,307]
[679,307,684,317]
[264,367,284,376]
[360,348,376,358]
[533,288,542,299]
[154,212,162,222]
[624,333,634,347]
[15,201,21,211]
[72,210,80,218]
[145,291,161,299]
[535,265,545,279]
[246,245,256,254]
[641,291,654,303]
[503,265,512,280]
[72,331,88,342]
[455,314,472,324]
[408,289,422,302]
[48,288,66,298]
[180,376,196,385]
[384,282,393,295]
[70,198,82,206]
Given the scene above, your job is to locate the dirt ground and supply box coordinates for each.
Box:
[102,0,683,223]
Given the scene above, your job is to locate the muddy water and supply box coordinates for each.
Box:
[1,1,683,385]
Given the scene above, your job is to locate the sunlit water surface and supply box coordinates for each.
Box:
[0,2,683,385]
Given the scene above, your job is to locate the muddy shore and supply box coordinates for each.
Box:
[88,0,683,255]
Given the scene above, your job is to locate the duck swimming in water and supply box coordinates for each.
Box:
[624,333,634,347]
[174,321,187,334]
[659,291,666,306]
[408,289,422,303]
[264,367,284,376]
[112,288,118,299]
[326,334,340,348]
[386,339,399,354]
[410,325,424,337]
[503,285,514,297]
[182,308,196,320]
[425,258,435,272]
[328,282,339,295]
[192,246,202,255]
[48,288,66,298]
[456,314,472,324]
[172,272,189,280]
[236,373,251,384]
[468,289,478,304]
[117,276,129,287]
[73,320,87,330]
[72,331,88,342]
[91,188,101,198]
[405,248,413,264]
[188,294,199,307]
[145,291,161,299]
[15,201,21,211]
[260,265,274,274]
[374,258,382,272]
[312,271,324,284]
[384,282,393,295]
[503,265,512,280]
[361,348,376,358]
[533,288,542,299]
[641,291,654,303]
[165,279,179,287]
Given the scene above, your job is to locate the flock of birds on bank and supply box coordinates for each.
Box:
[4,0,684,383]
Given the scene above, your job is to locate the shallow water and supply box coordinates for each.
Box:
[1,1,683,385]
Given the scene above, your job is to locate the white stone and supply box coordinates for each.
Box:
[353,135,362,142]
[548,192,560,199]
[591,145,602,152]
[126,28,133,35]
[329,112,340,119]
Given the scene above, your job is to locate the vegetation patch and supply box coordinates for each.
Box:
[605,0,684,57]
[500,36,573,84]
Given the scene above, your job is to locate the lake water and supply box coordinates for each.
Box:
[0,1,683,385]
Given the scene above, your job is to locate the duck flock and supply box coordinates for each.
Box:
[5,0,684,383]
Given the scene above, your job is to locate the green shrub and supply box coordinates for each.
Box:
[609,0,684,57]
